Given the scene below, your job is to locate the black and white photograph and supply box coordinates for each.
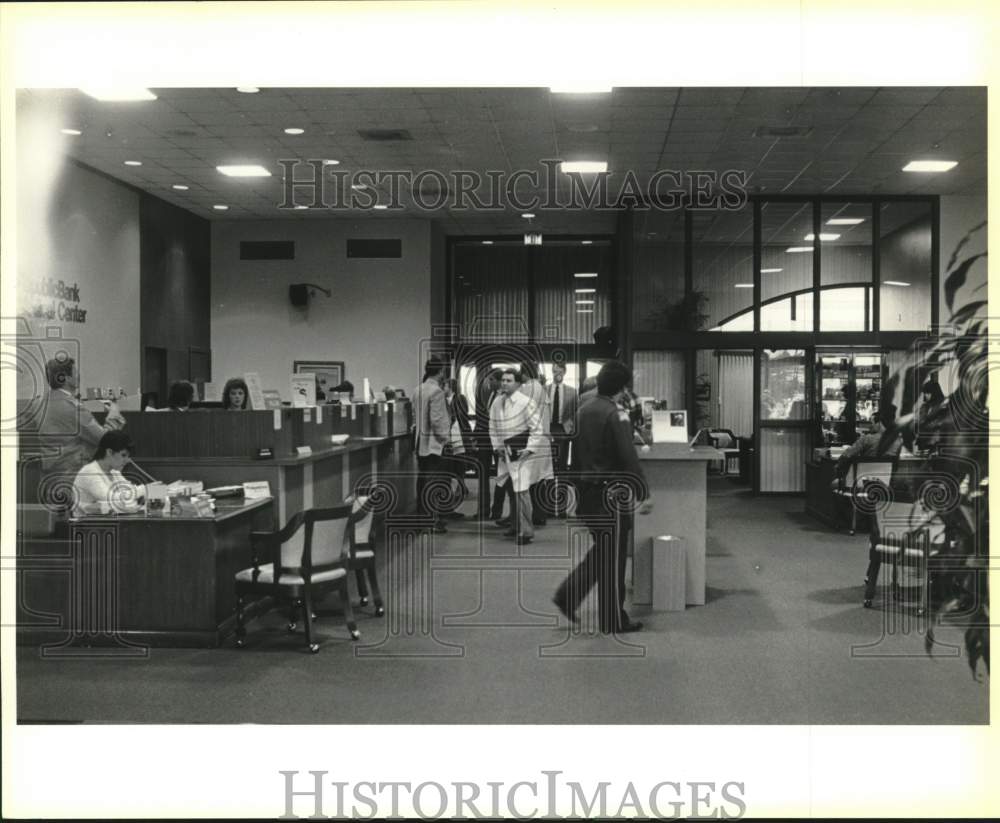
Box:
[1,1,995,820]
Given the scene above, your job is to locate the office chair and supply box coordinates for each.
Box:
[345,494,385,617]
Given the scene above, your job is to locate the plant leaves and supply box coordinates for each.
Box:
[945,220,987,272]
[944,252,987,312]
[949,300,988,327]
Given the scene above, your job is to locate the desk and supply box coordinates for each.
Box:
[805,457,843,528]
[17,498,274,649]
[635,444,722,606]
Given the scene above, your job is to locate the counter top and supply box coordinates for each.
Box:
[69,496,273,524]
[637,444,723,461]
[136,433,407,466]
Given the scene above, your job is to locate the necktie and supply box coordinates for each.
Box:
[551,385,560,425]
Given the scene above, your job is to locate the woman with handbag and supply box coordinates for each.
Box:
[443,378,473,498]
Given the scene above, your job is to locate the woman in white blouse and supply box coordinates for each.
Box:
[72,430,145,517]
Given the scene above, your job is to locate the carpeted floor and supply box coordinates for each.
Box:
[16,478,989,724]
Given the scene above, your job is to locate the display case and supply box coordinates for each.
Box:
[815,350,883,446]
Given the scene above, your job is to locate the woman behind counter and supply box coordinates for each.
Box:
[72,430,146,517]
[166,380,195,411]
[222,378,249,410]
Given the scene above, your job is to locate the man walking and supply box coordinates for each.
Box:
[553,361,652,634]
[413,356,451,534]
[519,361,553,526]
[547,362,578,518]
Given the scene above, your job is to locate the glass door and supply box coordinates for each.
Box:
[758,349,813,492]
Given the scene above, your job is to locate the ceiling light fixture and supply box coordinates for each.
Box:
[213,204,229,211]
[575,288,596,294]
[734,283,754,289]
[521,213,535,219]
[574,272,598,279]
[80,88,157,102]
[903,160,957,172]
[171,184,189,191]
[785,246,813,253]
[294,205,309,210]
[760,268,783,273]
[236,86,260,94]
[284,127,305,135]
[217,164,271,177]
[322,159,340,166]
[560,161,608,174]
[581,240,593,245]
[481,240,494,245]
[373,204,389,210]
[350,184,367,191]
[123,160,142,166]
[577,309,595,314]
[60,128,82,136]
[826,217,866,226]
[804,233,840,241]
[550,84,613,94]
[576,299,596,305]
[884,280,911,287]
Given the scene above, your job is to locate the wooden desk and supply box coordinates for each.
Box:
[17,498,274,649]
[635,444,722,606]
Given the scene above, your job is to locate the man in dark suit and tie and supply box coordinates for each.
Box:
[547,362,578,518]
[412,356,451,533]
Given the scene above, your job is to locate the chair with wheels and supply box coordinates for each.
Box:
[345,493,385,617]
[835,459,894,535]
[234,504,362,653]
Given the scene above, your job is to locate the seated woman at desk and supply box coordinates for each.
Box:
[222,378,249,410]
[73,430,146,516]
[166,380,195,411]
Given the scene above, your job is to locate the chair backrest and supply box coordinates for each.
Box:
[348,495,374,545]
[300,504,357,570]
[873,495,945,548]
[852,460,894,488]
[277,516,307,569]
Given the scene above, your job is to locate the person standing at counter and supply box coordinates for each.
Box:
[553,361,652,634]
[72,430,145,517]
[222,378,249,410]
[443,378,473,499]
[37,357,126,497]
[413,357,451,534]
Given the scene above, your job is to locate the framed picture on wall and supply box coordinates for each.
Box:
[293,361,345,401]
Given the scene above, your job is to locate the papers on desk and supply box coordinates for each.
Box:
[242,480,271,500]
[165,480,204,496]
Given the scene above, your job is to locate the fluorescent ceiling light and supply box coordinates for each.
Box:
[804,233,840,241]
[581,240,593,245]
[560,161,608,174]
[481,240,494,245]
[577,309,595,314]
[786,246,813,253]
[373,204,389,210]
[123,160,142,166]
[576,299,596,305]
[350,184,367,191]
[884,280,911,287]
[236,86,260,94]
[171,184,189,191]
[284,127,305,135]
[903,160,957,172]
[826,217,865,226]
[322,159,340,166]
[575,288,596,294]
[734,283,754,289]
[760,268,783,273]
[550,85,613,94]
[217,165,271,177]
[60,128,82,136]
[80,87,157,102]
[574,272,598,279]
[521,212,535,219]
[213,204,229,211]
[293,205,309,210]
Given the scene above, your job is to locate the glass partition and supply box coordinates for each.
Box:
[760,349,809,420]
[760,202,815,331]
[632,210,686,331]
[819,201,873,331]
[693,207,754,331]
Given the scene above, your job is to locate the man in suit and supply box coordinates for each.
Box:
[547,362,578,518]
[37,356,126,505]
[412,356,451,534]
[553,360,653,634]
[519,361,553,527]
[473,368,501,520]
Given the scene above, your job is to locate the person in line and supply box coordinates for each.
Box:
[222,377,249,410]
[474,368,502,521]
[72,430,145,517]
[166,380,195,411]
[553,361,653,634]
[37,357,127,500]
[547,362,579,518]
[442,377,473,499]
[413,356,451,534]
[519,361,553,527]
[490,368,546,545]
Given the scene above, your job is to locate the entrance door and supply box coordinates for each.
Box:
[757,349,813,493]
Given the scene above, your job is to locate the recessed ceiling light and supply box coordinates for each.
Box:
[123,160,142,166]
[576,299,596,305]
[350,184,367,191]
[903,160,957,172]
[284,127,305,135]
[575,288,596,294]
[804,233,840,241]
[786,246,813,253]
[760,268,783,273]
[60,128,82,136]
[560,161,608,174]
[734,283,754,289]
[293,205,309,210]
[574,272,598,278]
[550,85,613,94]
[577,309,595,314]
[236,86,260,94]
[213,204,229,211]
[521,213,535,219]
[322,159,340,166]
[217,164,271,177]
[80,87,157,102]
[481,240,494,245]
[373,204,389,210]
[826,217,866,226]
[171,184,189,191]
[884,280,911,287]
[581,240,593,245]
